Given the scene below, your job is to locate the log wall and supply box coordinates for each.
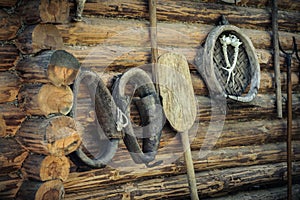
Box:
[0,0,299,199]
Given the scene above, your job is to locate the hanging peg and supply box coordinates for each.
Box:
[73,0,86,22]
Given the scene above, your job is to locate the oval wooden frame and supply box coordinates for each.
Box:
[195,25,260,102]
[71,68,119,168]
[112,68,163,165]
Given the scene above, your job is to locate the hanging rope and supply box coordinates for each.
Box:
[219,34,242,86]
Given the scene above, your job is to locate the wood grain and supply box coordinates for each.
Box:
[16,116,81,156]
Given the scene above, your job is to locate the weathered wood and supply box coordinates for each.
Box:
[0,0,18,7]
[64,162,300,199]
[192,119,300,149]
[157,52,198,199]
[0,138,28,175]
[18,0,69,24]
[272,0,282,118]
[196,93,300,121]
[18,83,73,116]
[0,103,26,137]
[56,17,300,50]
[17,50,80,86]
[64,46,300,77]
[71,69,120,168]
[0,44,19,71]
[0,71,21,103]
[158,52,197,132]
[0,9,20,41]
[0,173,23,200]
[16,116,81,156]
[67,0,300,32]
[15,24,63,55]
[201,0,300,11]
[22,154,70,181]
[203,184,300,200]
[16,180,64,200]
[0,115,5,137]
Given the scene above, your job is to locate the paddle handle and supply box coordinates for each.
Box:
[181,132,199,200]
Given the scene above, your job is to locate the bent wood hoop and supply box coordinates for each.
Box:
[195,25,260,102]
[113,68,163,165]
[71,69,119,168]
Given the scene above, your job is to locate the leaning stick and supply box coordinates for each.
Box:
[272,0,282,118]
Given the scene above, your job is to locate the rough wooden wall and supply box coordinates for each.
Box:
[0,0,300,199]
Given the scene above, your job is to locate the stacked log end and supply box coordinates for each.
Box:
[15,24,63,54]
[16,180,65,200]
[0,4,26,199]
[16,116,81,156]
[22,154,70,182]
[0,1,83,199]
[0,138,28,199]
[17,50,80,86]
[17,0,69,25]
[18,83,74,117]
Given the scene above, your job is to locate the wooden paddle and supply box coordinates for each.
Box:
[157,52,199,200]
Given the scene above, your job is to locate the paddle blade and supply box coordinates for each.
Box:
[157,52,197,132]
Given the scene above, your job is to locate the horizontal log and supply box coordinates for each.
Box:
[16,116,81,156]
[196,93,300,121]
[0,9,20,41]
[203,184,300,200]
[0,0,17,7]
[0,103,26,137]
[199,0,300,11]
[191,119,300,149]
[15,24,63,54]
[0,173,23,200]
[64,162,300,199]
[0,138,28,175]
[17,0,69,24]
[65,46,300,97]
[68,0,300,32]
[17,50,80,86]
[65,46,300,74]
[0,44,19,71]
[56,17,300,50]
[22,154,70,182]
[16,179,64,200]
[0,104,26,137]
[18,83,73,116]
[0,71,21,103]
[65,141,300,193]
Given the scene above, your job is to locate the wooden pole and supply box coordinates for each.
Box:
[287,53,293,200]
[272,0,282,118]
[149,0,159,93]
[181,132,199,199]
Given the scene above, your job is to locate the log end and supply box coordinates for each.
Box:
[38,84,73,116]
[40,155,70,182]
[16,24,63,55]
[47,50,81,86]
[45,116,82,156]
